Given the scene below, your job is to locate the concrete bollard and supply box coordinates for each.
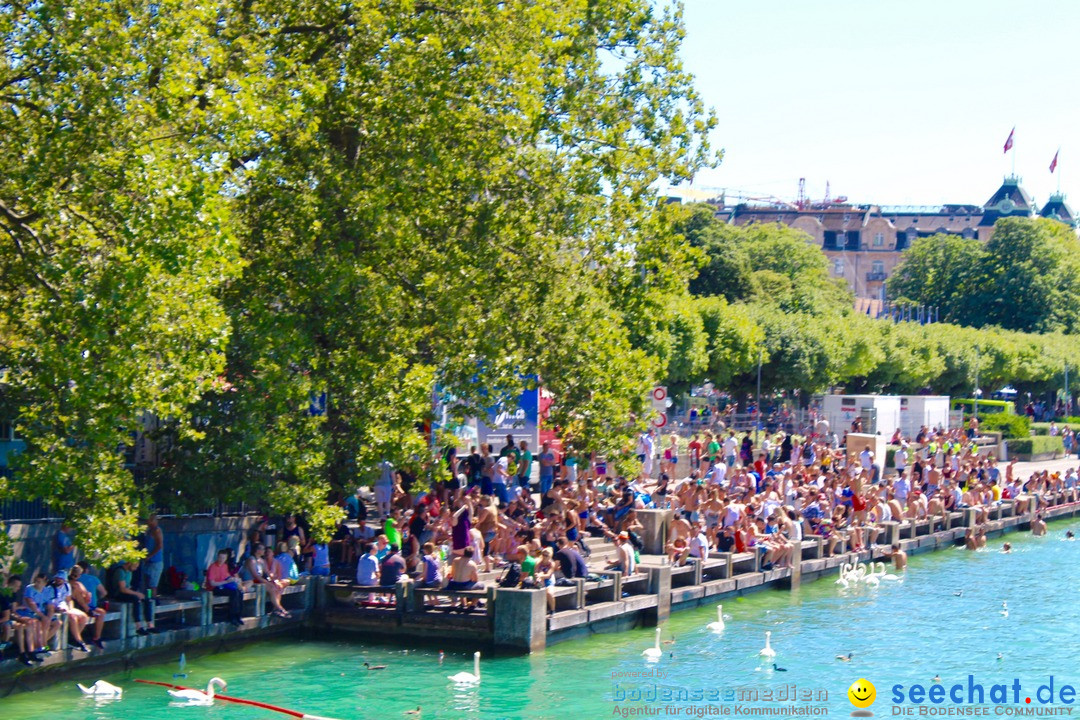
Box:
[254,584,266,618]
[636,509,672,555]
[645,565,672,626]
[493,588,547,652]
[963,508,979,527]
[58,614,69,650]
[313,576,329,610]
[573,578,586,610]
[118,604,131,639]
[395,580,412,621]
[879,521,901,547]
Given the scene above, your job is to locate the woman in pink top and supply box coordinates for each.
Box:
[206,550,245,626]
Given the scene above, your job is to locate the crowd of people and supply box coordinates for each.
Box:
[4,418,1072,665]
[0,514,169,666]
[322,422,1070,618]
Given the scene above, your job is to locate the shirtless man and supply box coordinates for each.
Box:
[668,512,692,546]
[68,565,105,649]
[1031,513,1047,536]
[886,490,905,527]
[475,498,501,570]
[907,490,928,520]
[447,547,482,611]
[890,543,907,571]
[962,484,988,524]
[926,490,948,531]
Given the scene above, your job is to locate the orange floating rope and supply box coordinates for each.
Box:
[135,679,341,719]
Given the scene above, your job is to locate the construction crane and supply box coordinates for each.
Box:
[670,179,848,210]
[682,186,799,209]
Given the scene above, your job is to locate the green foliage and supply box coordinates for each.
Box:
[1,0,717,561]
[890,218,1080,333]
[888,233,984,323]
[681,212,852,315]
[1030,423,1053,436]
[676,204,755,301]
[0,1,241,562]
[692,296,763,388]
[1005,435,1064,457]
[737,224,852,315]
[979,414,1031,439]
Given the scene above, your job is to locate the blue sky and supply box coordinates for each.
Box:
[674,0,1078,207]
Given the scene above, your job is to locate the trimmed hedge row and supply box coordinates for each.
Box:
[1005,435,1064,456]
[1031,421,1080,435]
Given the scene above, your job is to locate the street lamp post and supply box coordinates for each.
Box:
[755,348,762,447]
[973,348,980,420]
[1066,364,1070,417]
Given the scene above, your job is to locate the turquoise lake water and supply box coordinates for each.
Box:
[5,518,1080,719]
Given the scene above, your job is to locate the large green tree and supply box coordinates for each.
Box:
[885,233,984,324]
[121,0,714,541]
[0,1,241,561]
[890,218,1080,333]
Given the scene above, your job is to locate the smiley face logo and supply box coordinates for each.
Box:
[848,678,876,715]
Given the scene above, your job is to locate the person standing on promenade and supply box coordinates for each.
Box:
[538,441,557,496]
[142,514,164,597]
[54,523,76,574]
[375,459,395,519]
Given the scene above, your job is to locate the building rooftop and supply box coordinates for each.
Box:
[1039,192,1075,227]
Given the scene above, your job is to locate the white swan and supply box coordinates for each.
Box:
[835,562,852,587]
[642,627,663,661]
[759,630,776,658]
[447,651,481,684]
[167,677,227,705]
[706,604,726,632]
[877,561,900,581]
[77,680,123,697]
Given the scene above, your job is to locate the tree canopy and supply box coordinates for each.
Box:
[889,218,1080,333]
[670,206,1079,406]
[0,0,716,560]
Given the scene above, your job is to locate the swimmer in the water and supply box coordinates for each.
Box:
[1067,531,1075,540]
[891,543,907,571]
[1002,542,1012,554]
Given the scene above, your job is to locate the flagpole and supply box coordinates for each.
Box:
[1058,149,1062,194]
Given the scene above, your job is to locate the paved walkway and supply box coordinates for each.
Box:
[1013,455,1080,477]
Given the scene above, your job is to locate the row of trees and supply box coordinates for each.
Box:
[663,207,1079,407]
[0,0,717,561]
[888,217,1080,334]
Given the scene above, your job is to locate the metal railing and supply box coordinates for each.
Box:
[1,499,260,523]
[665,409,821,437]
[0,498,61,523]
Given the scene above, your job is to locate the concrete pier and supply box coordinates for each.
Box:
[318,491,1080,652]
[5,491,1079,694]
